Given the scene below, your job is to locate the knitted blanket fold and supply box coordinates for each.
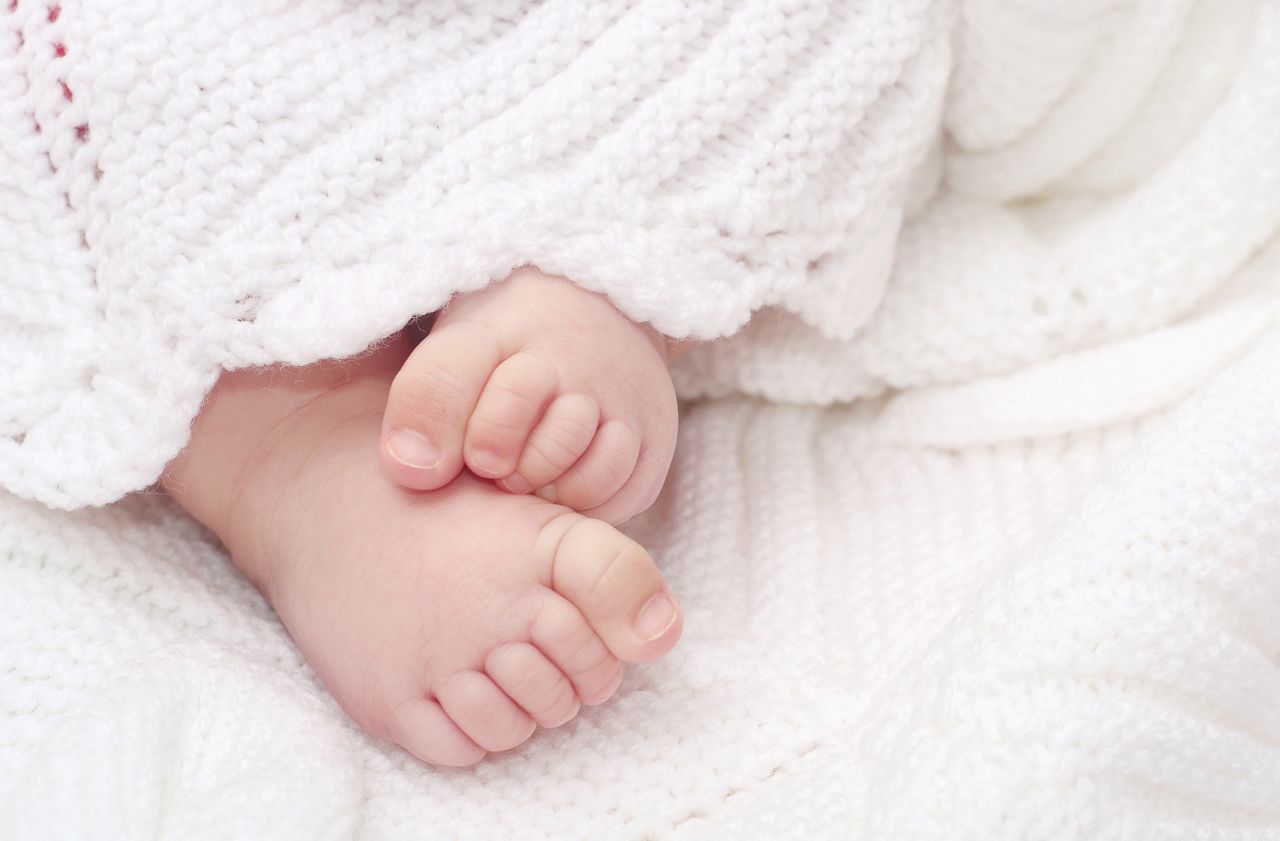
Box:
[4,0,1280,838]
[1,0,950,508]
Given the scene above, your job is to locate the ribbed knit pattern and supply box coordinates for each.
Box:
[3,0,1280,838]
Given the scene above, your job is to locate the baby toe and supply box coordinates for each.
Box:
[519,593,619,706]
[382,321,502,491]
[526,593,623,706]
[501,393,599,495]
[537,419,640,512]
[485,641,581,728]
[433,671,537,753]
[464,352,559,480]
[540,515,681,665]
[387,696,487,767]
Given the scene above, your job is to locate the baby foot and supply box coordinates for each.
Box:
[378,267,680,524]
[234,379,682,767]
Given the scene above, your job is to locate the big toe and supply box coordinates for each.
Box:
[541,515,682,663]
[381,321,502,491]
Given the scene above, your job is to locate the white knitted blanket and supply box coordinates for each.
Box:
[4,1,1280,838]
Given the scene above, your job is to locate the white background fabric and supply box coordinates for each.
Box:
[3,331,1278,839]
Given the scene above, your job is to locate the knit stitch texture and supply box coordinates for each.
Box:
[1,0,951,508]
[3,0,1280,838]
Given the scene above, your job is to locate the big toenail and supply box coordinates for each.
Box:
[535,485,558,503]
[633,591,677,641]
[387,429,440,469]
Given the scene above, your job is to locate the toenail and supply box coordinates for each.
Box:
[535,485,558,503]
[502,473,532,494]
[469,449,505,476]
[387,429,440,469]
[633,591,677,641]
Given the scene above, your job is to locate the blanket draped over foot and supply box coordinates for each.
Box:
[3,1,1279,838]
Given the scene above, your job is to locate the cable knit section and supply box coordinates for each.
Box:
[0,0,950,509]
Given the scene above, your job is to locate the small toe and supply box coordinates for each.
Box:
[434,671,537,753]
[527,593,624,706]
[387,697,487,767]
[542,515,682,664]
[465,352,559,479]
[501,393,599,495]
[538,419,640,512]
[485,641,581,728]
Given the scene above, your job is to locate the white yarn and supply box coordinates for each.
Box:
[3,0,1280,838]
[0,0,950,509]
[3,333,1278,840]
[673,0,1280,410]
